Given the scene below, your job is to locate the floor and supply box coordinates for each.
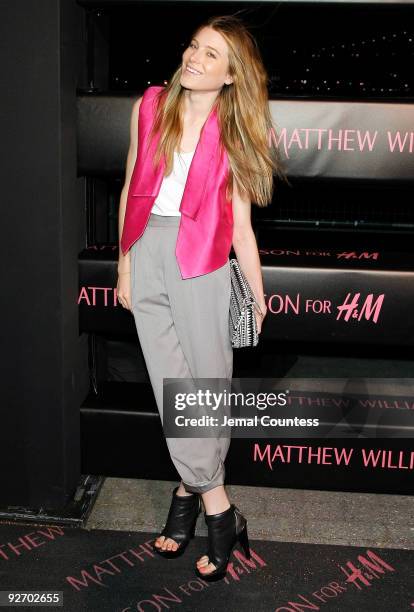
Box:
[85,477,414,550]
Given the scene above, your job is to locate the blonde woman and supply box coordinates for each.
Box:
[117,15,287,581]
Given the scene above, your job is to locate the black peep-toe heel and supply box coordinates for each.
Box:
[195,504,251,580]
[153,486,201,558]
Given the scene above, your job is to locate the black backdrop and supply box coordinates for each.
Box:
[0,0,88,507]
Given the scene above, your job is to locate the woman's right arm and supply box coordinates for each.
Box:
[117,96,143,310]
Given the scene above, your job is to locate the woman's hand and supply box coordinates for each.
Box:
[255,300,267,334]
[117,271,133,311]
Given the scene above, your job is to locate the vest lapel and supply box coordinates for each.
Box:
[179,104,220,221]
[131,100,220,221]
[130,123,166,197]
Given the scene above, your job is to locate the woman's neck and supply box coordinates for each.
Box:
[182,89,218,125]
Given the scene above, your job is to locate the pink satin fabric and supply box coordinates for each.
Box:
[120,85,234,279]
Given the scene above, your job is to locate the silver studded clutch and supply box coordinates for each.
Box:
[229,258,262,348]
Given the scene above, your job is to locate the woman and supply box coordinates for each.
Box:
[117,15,286,580]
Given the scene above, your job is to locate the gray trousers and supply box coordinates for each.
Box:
[130,213,233,494]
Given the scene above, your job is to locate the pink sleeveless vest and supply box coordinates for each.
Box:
[120,85,234,279]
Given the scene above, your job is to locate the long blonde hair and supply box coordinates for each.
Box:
[148,14,289,206]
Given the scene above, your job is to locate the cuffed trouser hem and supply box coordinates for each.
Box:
[180,459,226,494]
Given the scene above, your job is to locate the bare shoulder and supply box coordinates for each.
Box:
[129,85,163,137]
[124,86,164,188]
[122,96,143,190]
[130,95,143,134]
[128,95,143,155]
[132,95,143,113]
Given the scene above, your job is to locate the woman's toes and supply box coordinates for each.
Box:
[154,536,180,551]
[196,555,209,566]
[162,537,178,551]
[196,556,216,573]
[199,561,216,574]
[170,538,179,551]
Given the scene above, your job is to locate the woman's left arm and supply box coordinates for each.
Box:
[231,177,268,333]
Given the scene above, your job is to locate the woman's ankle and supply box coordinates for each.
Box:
[205,503,231,516]
[201,485,231,515]
[176,483,194,496]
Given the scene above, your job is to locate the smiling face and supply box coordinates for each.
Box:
[180,26,233,92]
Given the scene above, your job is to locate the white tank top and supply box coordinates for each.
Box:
[151,150,195,216]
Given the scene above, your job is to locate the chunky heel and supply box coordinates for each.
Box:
[195,504,250,581]
[238,523,251,559]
